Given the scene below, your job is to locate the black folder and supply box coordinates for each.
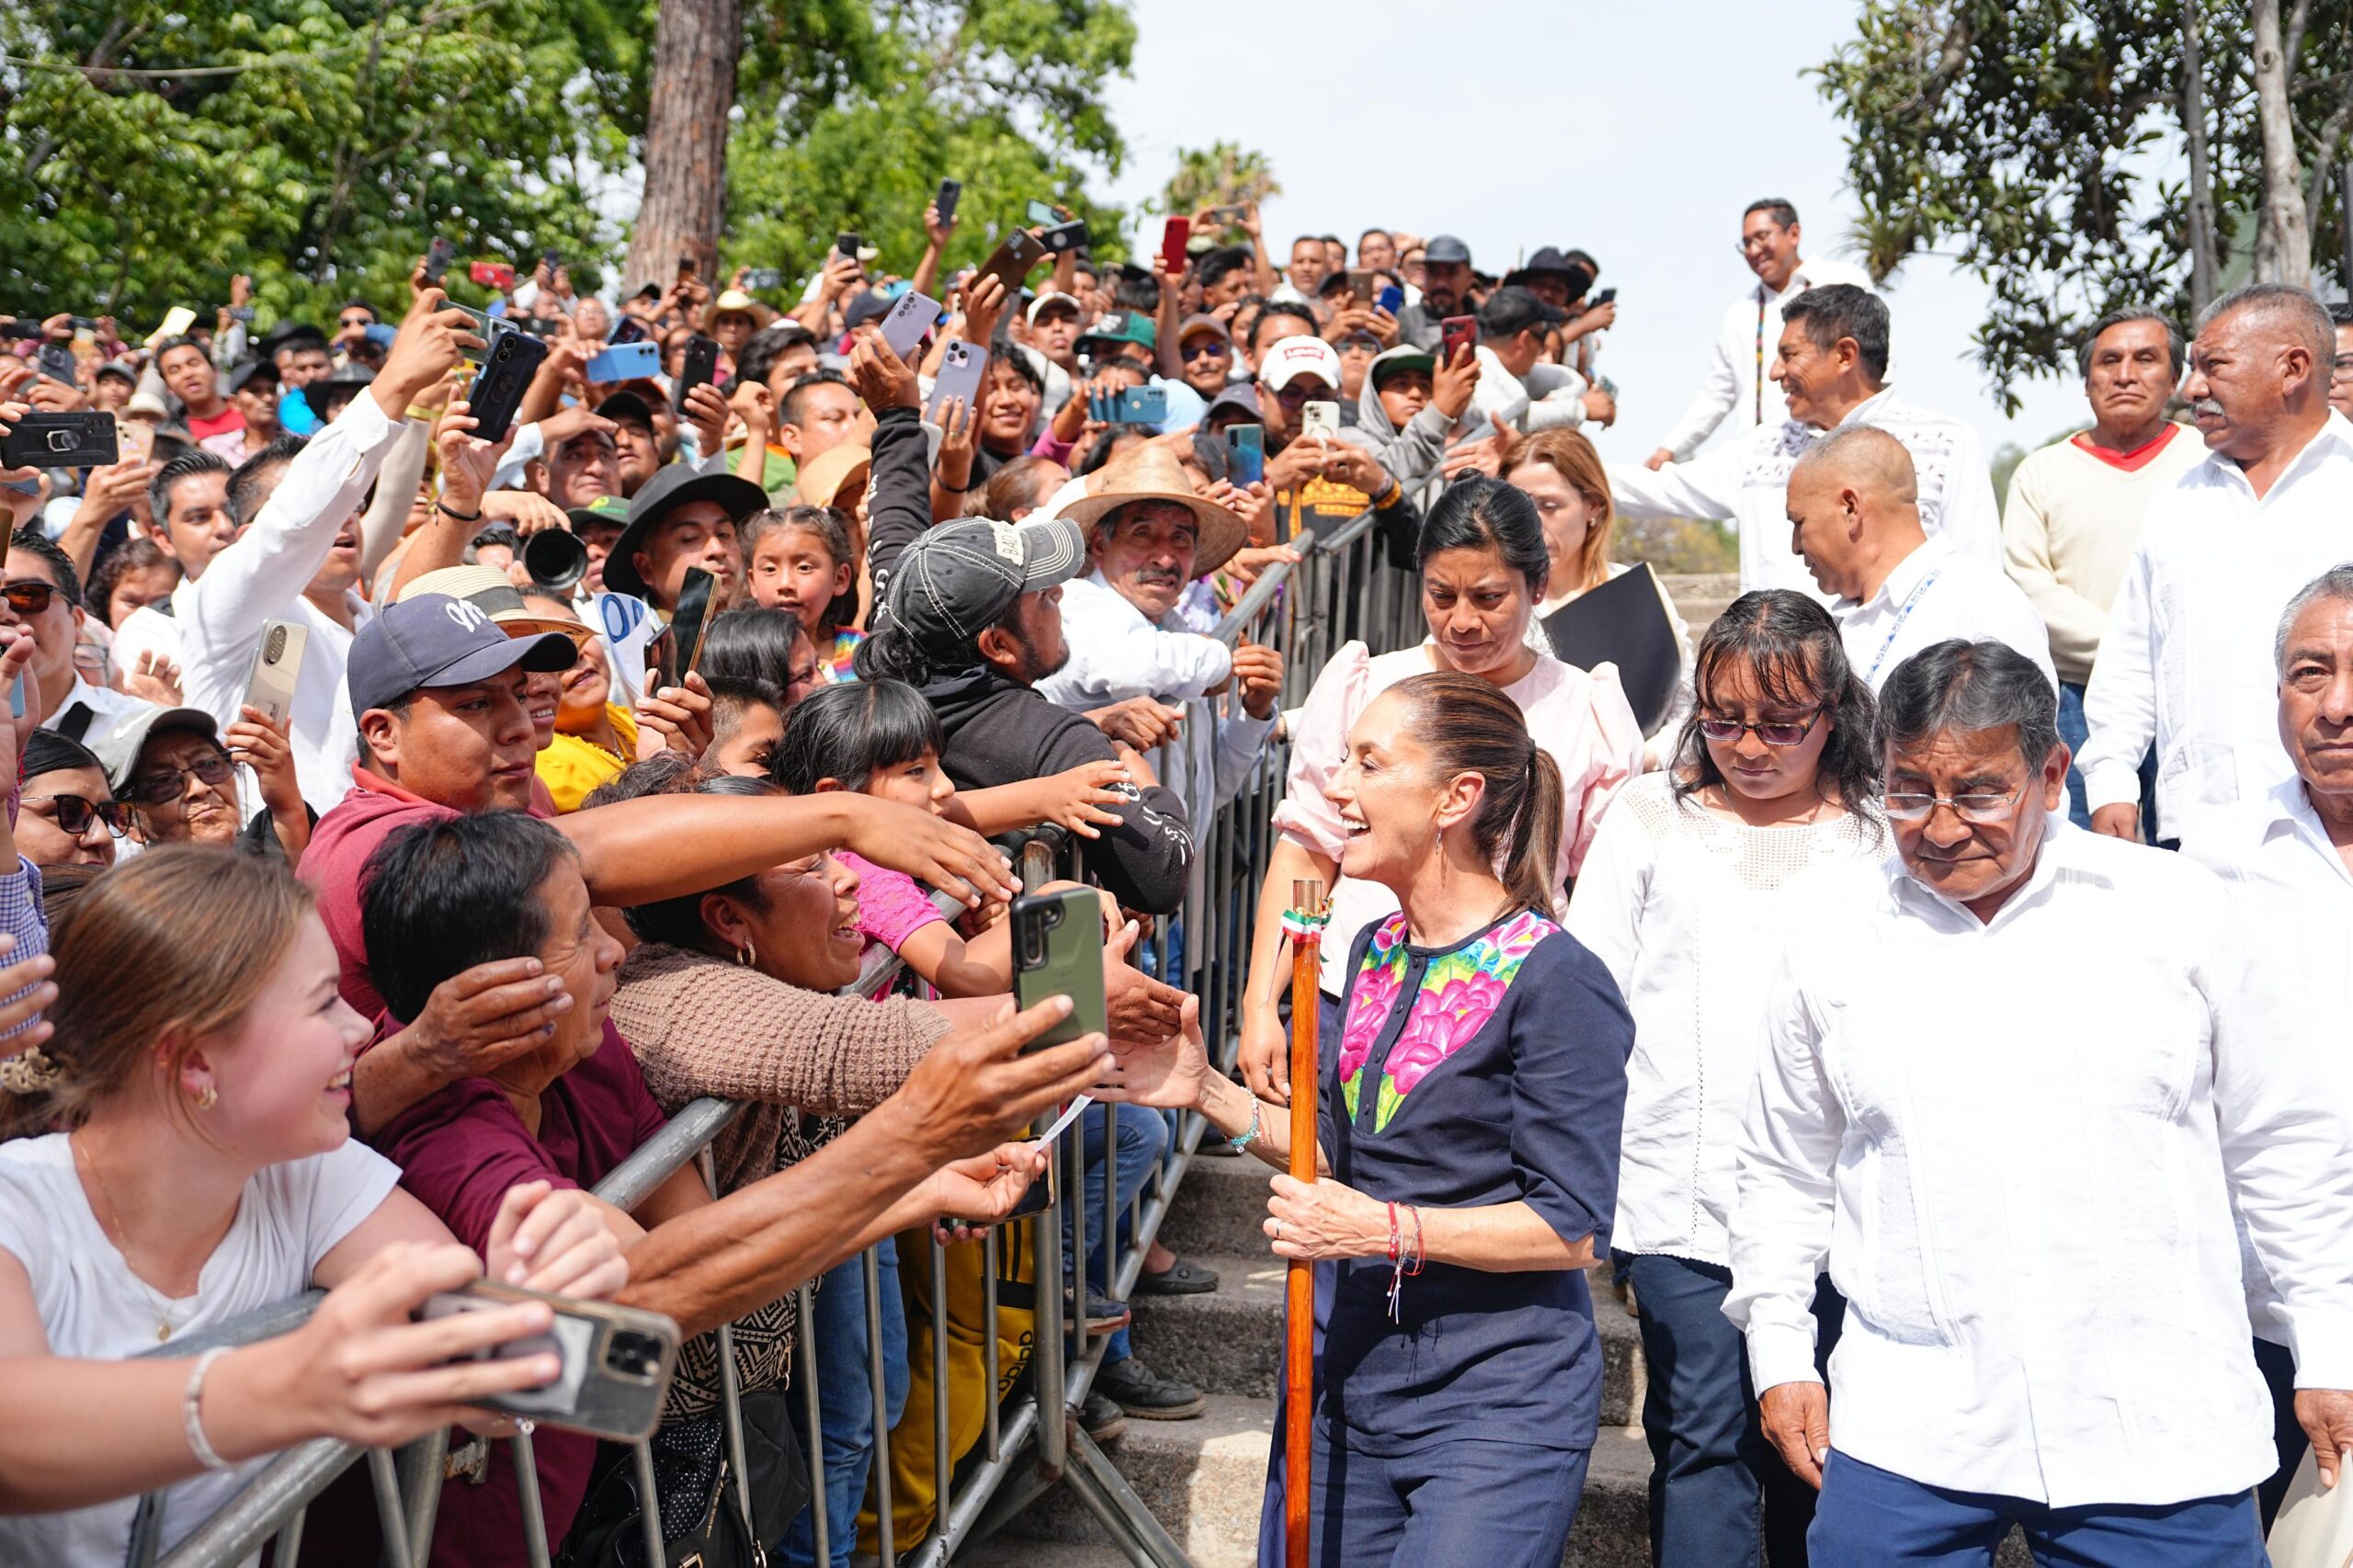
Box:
[1541,562,1682,734]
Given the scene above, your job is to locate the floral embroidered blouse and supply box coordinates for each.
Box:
[1318,905,1632,1455]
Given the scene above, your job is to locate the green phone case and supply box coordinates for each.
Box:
[1011,887,1107,1050]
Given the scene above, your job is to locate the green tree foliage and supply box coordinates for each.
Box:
[1614,515,1739,577]
[1815,0,2353,411]
[1149,142,1280,218]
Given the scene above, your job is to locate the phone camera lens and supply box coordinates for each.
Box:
[606,1331,664,1379]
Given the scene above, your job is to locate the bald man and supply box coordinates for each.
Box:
[1788,426,2054,692]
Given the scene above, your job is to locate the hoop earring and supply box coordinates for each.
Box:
[193,1085,218,1111]
[737,942,756,969]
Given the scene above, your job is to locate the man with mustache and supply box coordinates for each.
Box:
[2079,282,2353,852]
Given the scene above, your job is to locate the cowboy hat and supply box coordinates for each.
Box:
[1055,443,1247,577]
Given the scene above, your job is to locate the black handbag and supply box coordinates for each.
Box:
[560,1390,808,1568]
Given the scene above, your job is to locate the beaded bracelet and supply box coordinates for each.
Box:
[1226,1096,1261,1153]
[183,1346,232,1471]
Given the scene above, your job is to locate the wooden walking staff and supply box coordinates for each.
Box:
[1279,878,1327,1568]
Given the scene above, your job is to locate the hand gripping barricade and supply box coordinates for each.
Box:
[132,506,1424,1568]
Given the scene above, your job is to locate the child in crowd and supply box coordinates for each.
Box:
[743,506,863,684]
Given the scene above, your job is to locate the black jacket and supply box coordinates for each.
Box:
[863,405,934,623]
[918,665,1193,915]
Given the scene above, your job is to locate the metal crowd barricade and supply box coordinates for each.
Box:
[123,505,1424,1568]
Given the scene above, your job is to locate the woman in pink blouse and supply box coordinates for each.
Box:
[1236,476,1643,1101]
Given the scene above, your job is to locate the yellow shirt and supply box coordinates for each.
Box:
[536,705,639,813]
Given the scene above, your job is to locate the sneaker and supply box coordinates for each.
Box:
[1095,1356,1206,1421]
[1134,1256,1220,1296]
[1079,1391,1129,1443]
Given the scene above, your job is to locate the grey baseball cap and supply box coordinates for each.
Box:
[881,517,1087,653]
[1424,234,1472,266]
[347,593,577,716]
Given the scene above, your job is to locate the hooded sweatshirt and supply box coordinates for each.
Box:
[1351,345,1456,507]
[916,663,1194,915]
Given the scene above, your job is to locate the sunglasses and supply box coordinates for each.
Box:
[25,792,128,837]
[128,752,235,807]
[1696,710,1823,747]
[338,314,374,329]
[1180,340,1229,362]
[1,581,58,617]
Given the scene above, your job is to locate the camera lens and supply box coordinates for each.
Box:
[605,1330,664,1380]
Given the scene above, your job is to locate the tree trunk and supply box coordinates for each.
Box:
[2249,0,2313,286]
[625,0,743,295]
[2181,0,2222,313]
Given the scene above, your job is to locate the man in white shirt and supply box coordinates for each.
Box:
[179,289,480,812]
[1728,638,2353,1564]
[1610,286,2000,598]
[2186,565,2353,1525]
[2080,282,2353,851]
[1789,426,2052,692]
[1457,286,1612,437]
[2329,301,2353,422]
[2003,309,2202,827]
[1645,199,1874,469]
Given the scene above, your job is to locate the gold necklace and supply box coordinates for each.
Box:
[72,1131,182,1342]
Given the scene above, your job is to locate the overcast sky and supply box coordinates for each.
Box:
[1091,0,2096,464]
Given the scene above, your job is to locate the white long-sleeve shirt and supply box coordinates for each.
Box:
[180,392,404,812]
[1654,256,1875,461]
[1457,347,1588,438]
[2077,414,2353,846]
[1608,387,2001,598]
[1564,777,1886,1266]
[1832,531,2055,693]
[1726,823,2353,1507]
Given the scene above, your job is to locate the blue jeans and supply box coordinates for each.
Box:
[1809,1451,2266,1567]
[1074,1100,1169,1365]
[1257,1424,1589,1568]
[1622,1253,1838,1568]
[775,1238,910,1567]
[2058,680,2159,835]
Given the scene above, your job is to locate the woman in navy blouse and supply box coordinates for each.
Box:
[1100,669,1633,1565]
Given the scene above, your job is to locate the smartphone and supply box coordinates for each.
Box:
[975,231,1050,298]
[1301,401,1339,441]
[1589,287,1617,307]
[36,343,76,386]
[241,619,309,729]
[1208,204,1247,225]
[424,237,457,286]
[671,334,719,414]
[1376,284,1404,315]
[1037,219,1089,256]
[1440,313,1478,361]
[582,341,661,382]
[1010,887,1107,1051]
[0,411,116,469]
[540,247,561,277]
[464,326,550,444]
[741,267,784,290]
[1346,269,1375,306]
[666,567,716,685]
[936,177,962,228]
[608,315,649,347]
[418,1280,680,1444]
[149,306,196,344]
[1159,216,1191,275]
[115,417,153,465]
[878,290,941,360]
[1102,385,1167,425]
[1226,423,1265,487]
[227,305,256,324]
[1025,199,1062,226]
[470,261,516,290]
[835,232,861,260]
[926,338,986,424]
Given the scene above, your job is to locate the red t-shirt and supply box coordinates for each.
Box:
[184,403,246,442]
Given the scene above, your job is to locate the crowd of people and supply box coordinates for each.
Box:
[0,174,2347,1568]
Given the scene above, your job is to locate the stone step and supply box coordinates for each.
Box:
[1000,1392,1656,1568]
[1128,1251,1644,1429]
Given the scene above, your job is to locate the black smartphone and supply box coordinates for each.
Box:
[1589,287,1617,307]
[665,566,715,686]
[975,231,1050,299]
[1,410,117,469]
[424,237,457,286]
[835,232,861,260]
[1225,423,1265,487]
[418,1281,680,1443]
[463,327,550,444]
[1037,219,1089,256]
[36,343,76,386]
[541,247,561,276]
[675,256,696,282]
[1010,887,1107,1051]
[671,334,719,414]
[936,177,962,227]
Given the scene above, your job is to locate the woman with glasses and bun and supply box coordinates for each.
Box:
[1564,589,1888,1568]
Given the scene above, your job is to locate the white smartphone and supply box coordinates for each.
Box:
[1301,401,1339,441]
[242,619,308,727]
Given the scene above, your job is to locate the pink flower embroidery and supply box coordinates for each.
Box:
[1336,916,1409,1118]
[1368,910,1558,1133]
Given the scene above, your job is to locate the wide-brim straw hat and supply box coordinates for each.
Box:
[1055,444,1247,577]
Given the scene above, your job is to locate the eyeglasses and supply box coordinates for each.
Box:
[338,314,373,329]
[1883,788,2024,824]
[1736,229,1787,255]
[1,581,58,617]
[127,752,235,807]
[24,793,128,837]
[1271,382,1328,405]
[1180,340,1229,361]
[1696,710,1822,747]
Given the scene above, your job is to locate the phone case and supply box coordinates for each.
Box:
[37,345,76,385]
[1011,888,1107,1051]
[470,261,516,290]
[0,411,117,470]
[1026,200,1061,226]
[1110,385,1166,425]
[464,328,550,444]
[1160,218,1191,274]
[582,341,660,382]
[242,620,309,729]
[1441,315,1478,359]
[977,232,1050,298]
[926,339,987,424]
[936,178,962,227]
[672,335,719,413]
[667,568,716,684]
[1038,220,1089,256]
[1301,401,1339,441]
[1377,285,1404,314]
[424,238,457,284]
[420,1281,680,1443]
[1226,424,1265,487]
[879,291,940,359]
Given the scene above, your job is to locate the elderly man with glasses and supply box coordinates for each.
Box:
[1726,636,2353,1568]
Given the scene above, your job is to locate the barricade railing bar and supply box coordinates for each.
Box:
[126,506,1422,1568]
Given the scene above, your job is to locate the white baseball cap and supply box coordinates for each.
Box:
[1257,335,1343,392]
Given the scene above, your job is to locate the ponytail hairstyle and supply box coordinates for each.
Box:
[1385,670,1564,916]
[1,847,313,1140]
[1671,589,1881,816]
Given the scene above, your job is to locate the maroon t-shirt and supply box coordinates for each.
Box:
[371,1022,669,1565]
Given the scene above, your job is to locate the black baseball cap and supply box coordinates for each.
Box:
[880,517,1086,655]
[1423,234,1472,266]
[347,593,576,717]
[600,462,767,601]
[1477,285,1568,339]
[594,390,655,434]
[225,358,278,395]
